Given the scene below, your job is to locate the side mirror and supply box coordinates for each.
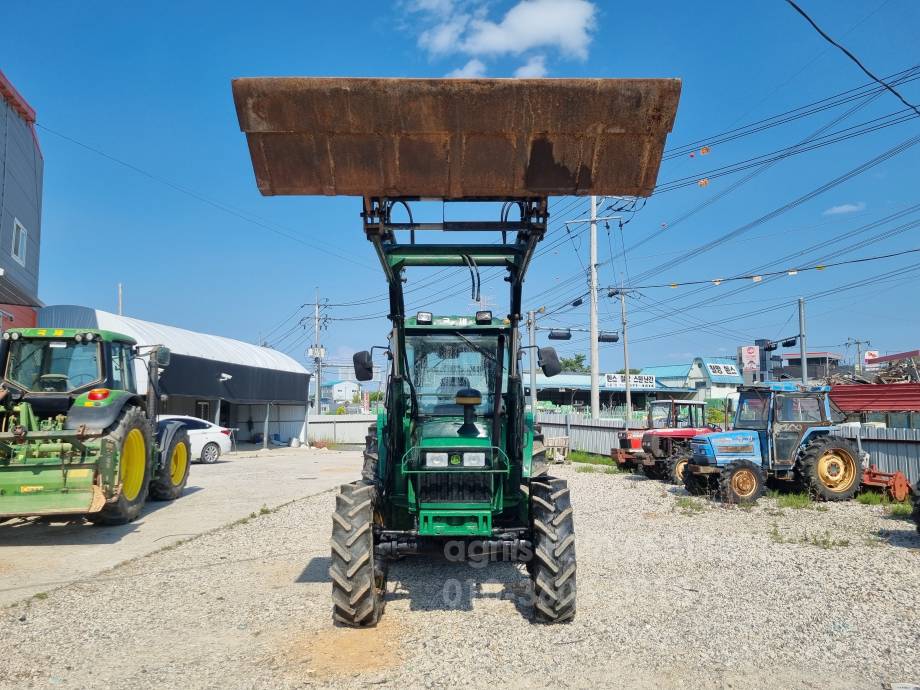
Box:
[353,350,374,382]
[538,347,562,377]
[155,347,171,368]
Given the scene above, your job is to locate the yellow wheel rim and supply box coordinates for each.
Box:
[120,428,146,501]
[169,441,188,486]
[730,469,757,498]
[816,449,857,493]
[675,459,687,482]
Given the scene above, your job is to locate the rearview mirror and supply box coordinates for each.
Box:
[353,350,374,382]
[538,347,562,377]
[155,347,171,368]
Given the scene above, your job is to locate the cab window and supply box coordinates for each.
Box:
[776,395,824,422]
[110,343,136,392]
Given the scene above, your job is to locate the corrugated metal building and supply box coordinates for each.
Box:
[0,69,42,327]
[641,356,743,401]
[38,305,311,443]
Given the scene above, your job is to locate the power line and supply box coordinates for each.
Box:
[785,0,920,117]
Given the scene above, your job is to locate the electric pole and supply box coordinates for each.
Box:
[117,283,123,315]
[798,297,807,384]
[846,337,871,375]
[619,290,632,427]
[588,195,600,419]
[309,289,326,413]
[527,306,545,412]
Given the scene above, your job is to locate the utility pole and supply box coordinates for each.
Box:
[798,297,807,384]
[527,306,545,412]
[309,289,325,413]
[846,337,871,375]
[117,283,123,316]
[588,195,600,419]
[619,289,632,427]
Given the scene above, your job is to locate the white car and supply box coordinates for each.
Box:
[158,415,232,464]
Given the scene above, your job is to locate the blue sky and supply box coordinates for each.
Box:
[2,0,918,379]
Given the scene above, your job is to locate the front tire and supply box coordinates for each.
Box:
[910,491,920,535]
[200,442,221,464]
[149,428,191,501]
[683,468,711,496]
[529,477,576,623]
[796,436,863,501]
[87,406,151,526]
[718,461,765,505]
[330,481,385,627]
[666,455,689,485]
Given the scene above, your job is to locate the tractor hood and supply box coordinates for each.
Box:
[416,419,492,447]
[692,430,761,456]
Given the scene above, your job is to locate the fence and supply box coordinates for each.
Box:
[831,426,920,485]
[535,413,628,456]
[308,414,376,445]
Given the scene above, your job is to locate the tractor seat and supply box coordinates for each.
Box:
[22,393,73,417]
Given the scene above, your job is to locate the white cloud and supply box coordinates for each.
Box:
[822,202,866,216]
[461,0,596,59]
[446,58,487,78]
[410,0,597,71]
[514,54,547,78]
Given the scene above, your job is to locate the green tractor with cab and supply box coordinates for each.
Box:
[232,75,681,624]
[0,327,190,525]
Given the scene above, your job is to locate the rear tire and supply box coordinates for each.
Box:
[796,436,863,501]
[87,406,151,526]
[330,481,385,627]
[529,477,576,623]
[641,463,659,479]
[149,428,191,501]
[911,491,920,535]
[717,461,765,505]
[200,442,221,464]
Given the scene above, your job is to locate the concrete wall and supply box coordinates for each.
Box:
[308,414,376,445]
[0,97,42,304]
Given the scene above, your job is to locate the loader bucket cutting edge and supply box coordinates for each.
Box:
[231,77,681,198]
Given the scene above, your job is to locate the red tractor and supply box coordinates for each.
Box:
[614,400,720,483]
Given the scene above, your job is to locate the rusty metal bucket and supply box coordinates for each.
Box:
[232,77,680,199]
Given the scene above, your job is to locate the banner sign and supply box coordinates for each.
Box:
[706,362,740,377]
[603,373,656,389]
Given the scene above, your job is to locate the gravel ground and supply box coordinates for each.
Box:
[1,462,918,689]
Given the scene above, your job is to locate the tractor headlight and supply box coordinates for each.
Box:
[10,332,20,340]
[74,333,84,342]
[425,452,448,468]
[1,332,8,340]
[84,333,95,341]
[463,452,486,467]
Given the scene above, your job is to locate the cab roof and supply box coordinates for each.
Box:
[5,327,137,345]
[740,382,830,393]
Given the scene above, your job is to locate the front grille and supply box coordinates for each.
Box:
[417,473,492,503]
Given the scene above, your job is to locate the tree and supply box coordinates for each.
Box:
[559,353,589,373]
[352,392,362,404]
[368,391,384,402]
[615,368,641,374]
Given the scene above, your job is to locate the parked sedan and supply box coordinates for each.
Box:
[157,415,232,463]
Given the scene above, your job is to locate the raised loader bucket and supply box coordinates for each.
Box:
[232,77,681,198]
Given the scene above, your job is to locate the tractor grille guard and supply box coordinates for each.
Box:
[399,445,511,475]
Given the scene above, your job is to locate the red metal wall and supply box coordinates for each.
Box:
[830,384,920,413]
[0,304,37,329]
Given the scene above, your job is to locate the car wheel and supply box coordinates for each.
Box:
[201,442,221,464]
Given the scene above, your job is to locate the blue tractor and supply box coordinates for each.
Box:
[684,383,864,504]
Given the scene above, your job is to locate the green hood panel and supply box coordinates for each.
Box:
[417,419,491,448]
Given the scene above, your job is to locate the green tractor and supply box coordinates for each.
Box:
[231,76,681,624]
[0,328,191,525]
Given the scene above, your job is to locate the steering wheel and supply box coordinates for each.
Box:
[70,373,96,387]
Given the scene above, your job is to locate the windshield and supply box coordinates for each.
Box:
[405,333,507,416]
[736,390,770,430]
[5,339,102,393]
[649,403,671,428]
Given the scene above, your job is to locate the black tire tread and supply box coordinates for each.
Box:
[330,480,382,627]
[149,427,191,501]
[529,476,576,623]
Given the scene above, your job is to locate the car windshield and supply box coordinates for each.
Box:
[405,333,507,416]
[5,339,102,392]
[736,390,770,430]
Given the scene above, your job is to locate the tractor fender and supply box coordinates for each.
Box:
[795,427,830,457]
[65,391,145,433]
[154,420,187,473]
